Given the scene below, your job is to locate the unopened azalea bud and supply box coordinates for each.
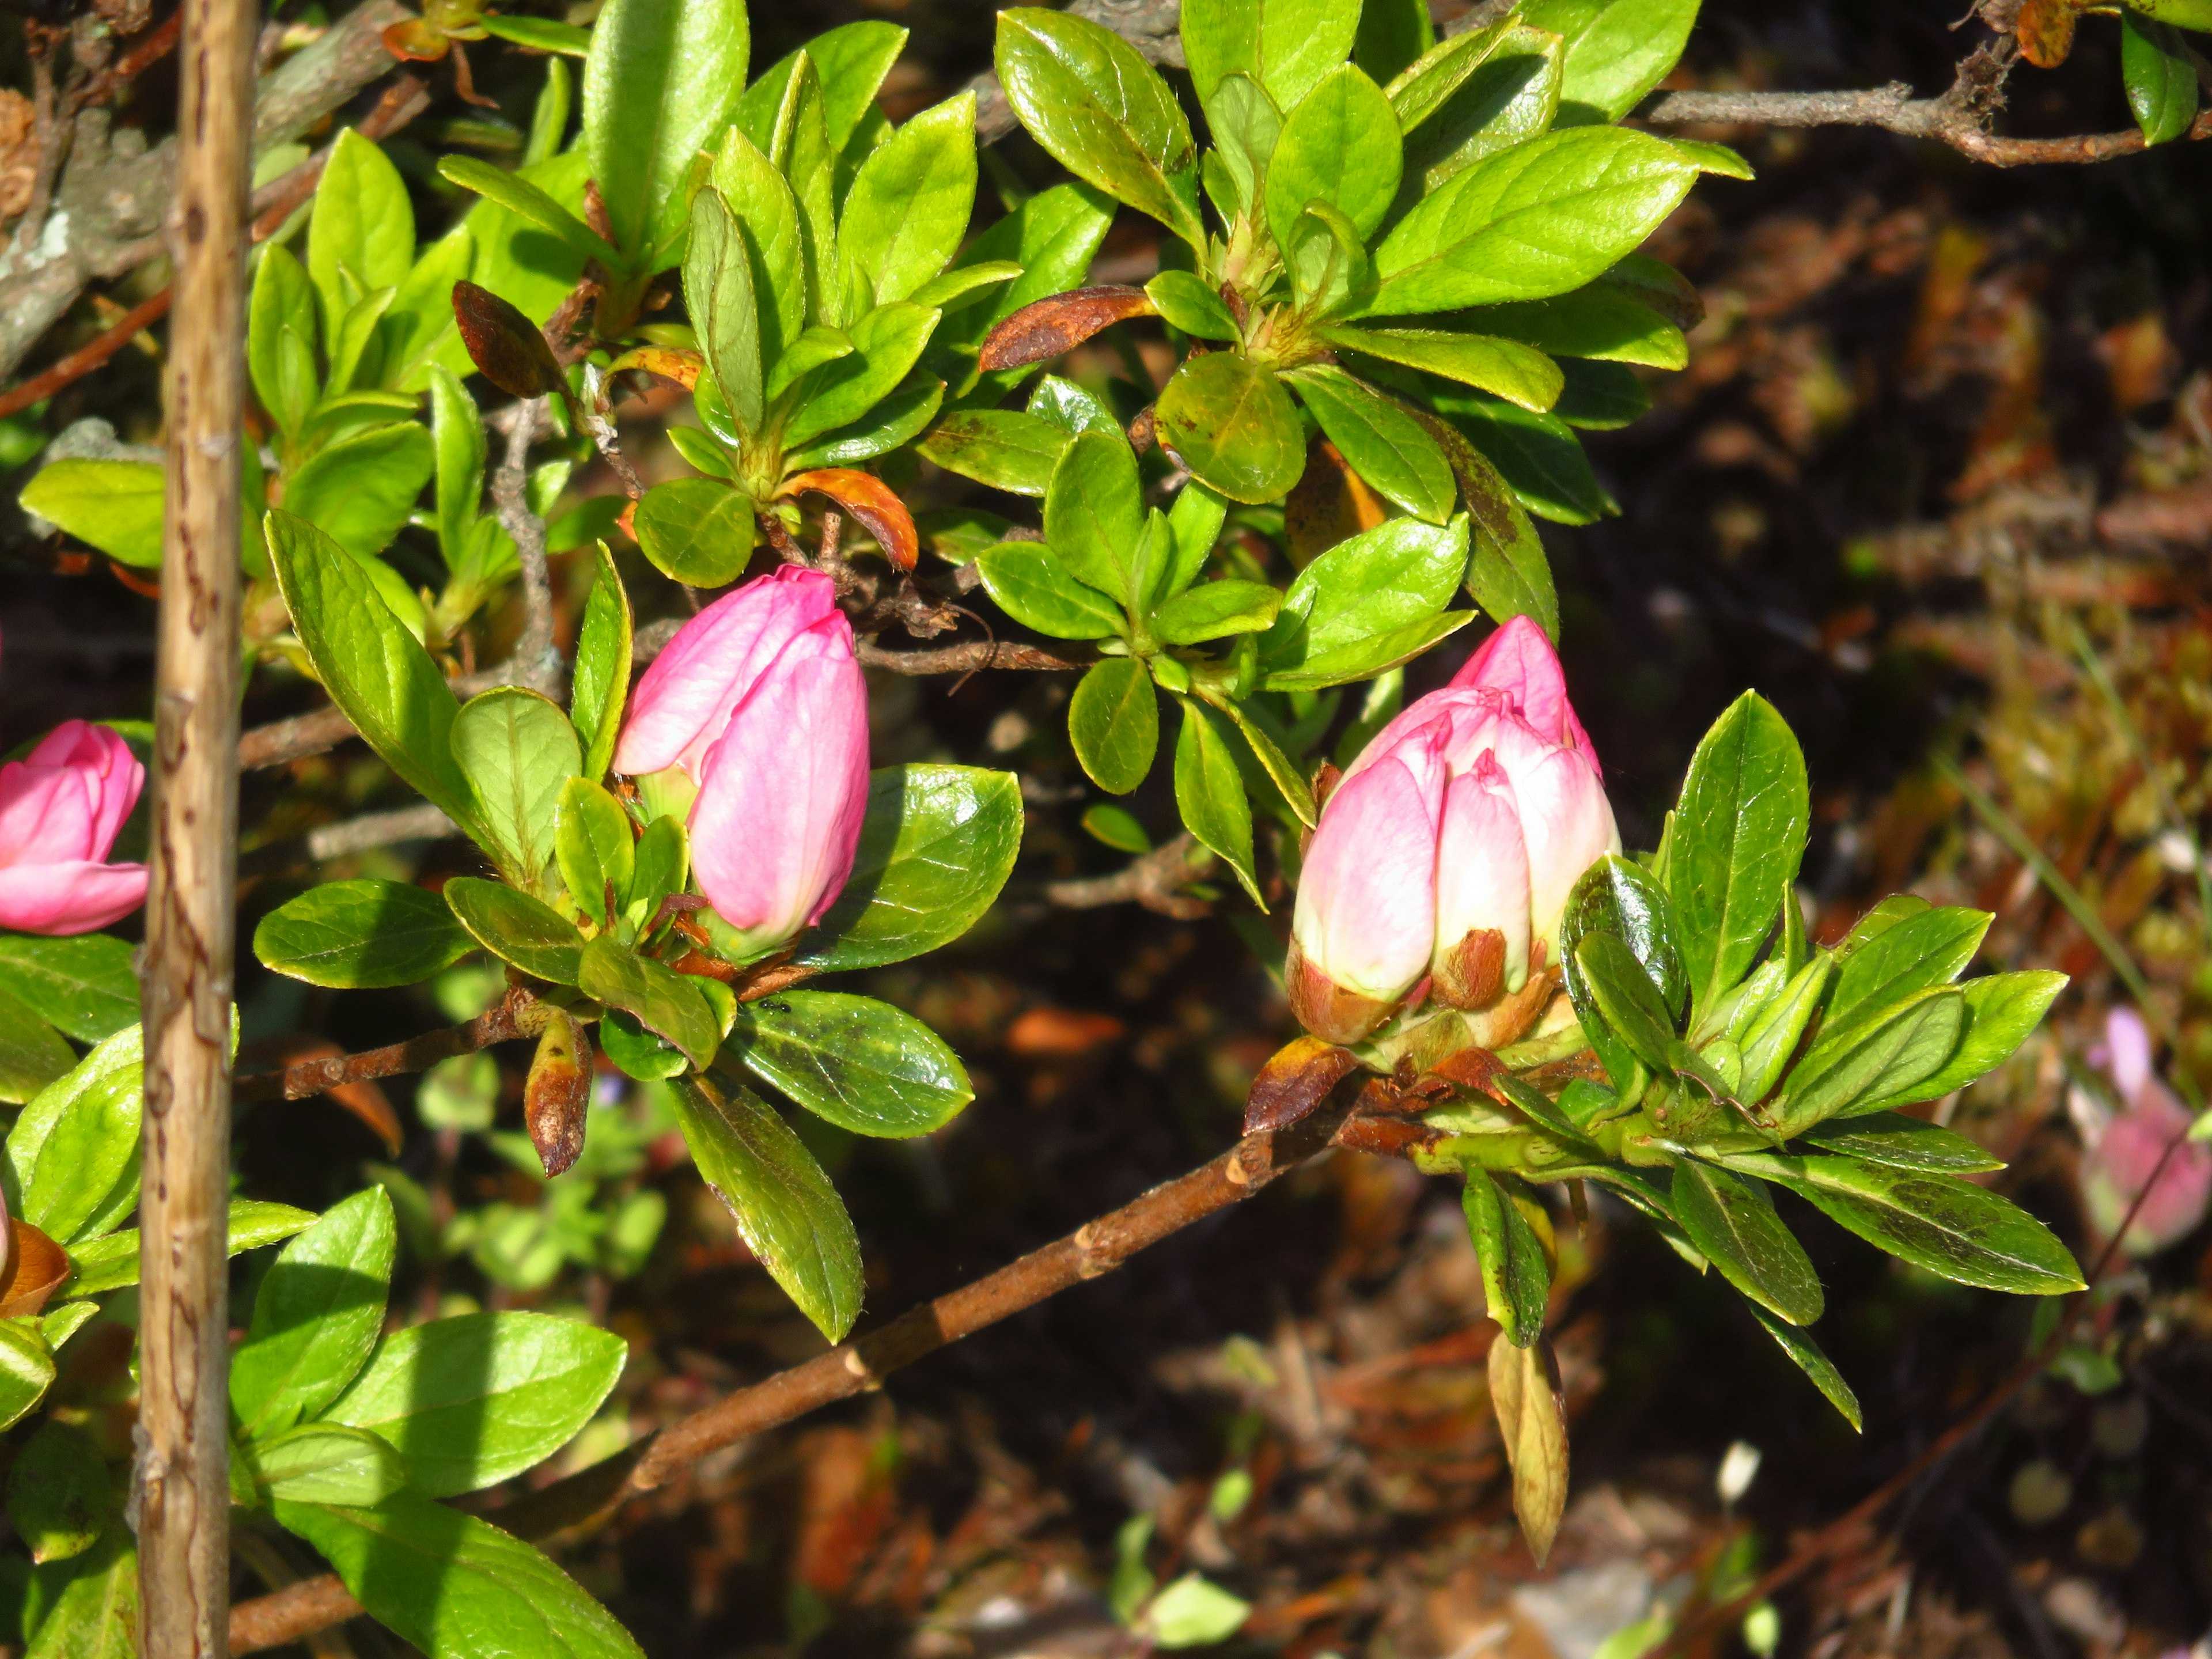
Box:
[524,1010,592,1178]
[613,566,871,959]
[0,721,149,935]
[1431,755,1530,1009]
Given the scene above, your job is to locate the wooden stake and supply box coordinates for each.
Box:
[138,0,254,1650]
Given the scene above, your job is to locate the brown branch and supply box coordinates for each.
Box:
[1040,831,1215,918]
[229,1099,1359,1653]
[855,639,1092,674]
[491,399,562,695]
[232,991,549,1105]
[0,287,173,422]
[237,801,459,876]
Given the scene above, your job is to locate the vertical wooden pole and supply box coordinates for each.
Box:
[141,0,254,1650]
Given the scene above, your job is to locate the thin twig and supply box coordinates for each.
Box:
[855,640,1092,674]
[237,668,505,771]
[492,399,562,696]
[231,991,550,1105]
[1645,88,2212,166]
[1039,831,1214,918]
[228,1097,1359,1653]
[238,802,459,876]
[578,363,647,499]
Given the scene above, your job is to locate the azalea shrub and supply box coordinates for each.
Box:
[11,0,2206,1652]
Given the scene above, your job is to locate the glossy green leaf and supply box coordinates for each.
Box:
[1183,0,1361,111]
[1402,24,1563,190]
[934,182,1117,394]
[0,1320,55,1434]
[276,1493,643,1659]
[283,419,437,563]
[1551,358,1649,429]
[8,1422,109,1565]
[1522,0,1700,123]
[584,0,749,263]
[5,1028,139,1248]
[18,460,164,569]
[0,991,70,1107]
[1364,127,1699,316]
[249,243,320,439]
[322,1310,626,1496]
[781,301,938,449]
[1668,692,1810,1020]
[686,189,763,432]
[1044,427,1146,601]
[1773,989,1964,1137]
[1286,365,1458,522]
[1469,287,1687,369]
[1158,480,1230,605]
[1156,353,1306,507]
[634,476,757,588]
[1737,954,1832,1106]
[1823,907,1990,1041]
[708,129,806,370]
[673,1074,863,1340]
[1324,325,1563,412]
[1071,658,1160,794]
[909,261,1023,313]
[1263,518,1469,696]
[1029,374,1123,437]
[308,130,415,337]
[797,765,1025,971]
[442,878,585,985]
[1262,610,1472,692]
[570,541,632,783]
[1264,65,1403,248]
[976,541,1126,639]
[1172,696,1260,903]
[0,931,132,1044]
[1798,1112,2003,1174]
[1731,1152,2085,1295]
[452,687,581,893]
[436,154,620,267]
[426,365,484,568]
[232,1188,395,1440]
[1746,1301,1861,1431]
[1144,271,1241,342]
[918,410,1073,495]
[838,94,976,306]
[735,990,973,1137]
[1463,1170,1551,1345]
[247,1424,410,1508]
[480,14,591,54]
[266,511,478,828]
[995,9,1203,246]
[1153,579,1281,646]
[254,880,475,990]
[1672,1160,1823,1325]
[577,937,720,1070]
[1575,932,1678,1073]
[20,1528,132,1659]
[2123,11,2200,143]
[66,1200,315,1297]
[1858,971,2066,1113]
[555,778,635,929]
[1426,422,1556,638]
[1559,855,1688,1088]
[785,376,944,469]
[1435,390,1613,524]
[1356,0,1437,82]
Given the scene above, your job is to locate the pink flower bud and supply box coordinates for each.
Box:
[1289,713,1449,1044]
[614,567,870,958]
[1431,754,1531,1008]
[0,721,148,936]
[1450,615,1597,770]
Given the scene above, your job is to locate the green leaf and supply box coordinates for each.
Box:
[282,421,438,563]
[1039,426,1146,603]
[0,1320,55,1434]
[1469,287,1687,369]
[1172,695,1261,904]
[734,990,974,1137]
[1153,579,1282,646]
[1857,971,2066,1113]
[5,1028,140,1247]
[918,410,1072,495]
[322,1311,626,1496]
[1772,989,1965,1137]
[247,1423,410,1508]
[254,880,475,989]
[1146,1573,1255,1649]
[1155,353,1306,507]
[584,0,749,263]
[249,243,320,440]
[1671,1160,1824,1325]
[308,130,415,338]
[1729,1153,2085,1296]
[1462,1170,1551,1345]
[785,375,945,470]
[1286,366,1457,523]
[19,460,164,569]
[8,1422,109,1565]
[633,476,757,588]
[995,9,1204,247]
[706,130,805,374]
[442,878,585,986]
[1429,425,1556,638]
[0,991,71,1106]
[1363,127,1699,316]
[1798,1112,2003,1174]
[1356,0,1437,84]
[1262,514,1469,683]
[231,1188,396,1439]
[934,181,1116,394]
[1324,325,1563,413]
[2123,12,2200,143]
[1435,390,1613,524]
[673,1074,863,1340]
[1737,954,1832,1105]
[435,154,620,268]
[781,303,939,450]
[577,937,720,1070]
[1144,271,1241,342]
[1084,803,1153,854]
[909,261,1022,313]
[686,190,763,433]
[1745,1301,1862,1431]
[1071,658,1160,794]
[555,778,635,929]
[65,1200,315,1297]
[838,94,977,306]
[976,541,1126,639]
[479,14,592,54]
[1668,692,1810,1021]
[266,510,478,829]
[1400,24,1564,191]
[1823,907,1990,1041]
[1551,358,1649,429]
[1158,480,1230,605]
[275,1493,643,1659]
[427,365,484,568]
[1521,0,1700,123]
[1202,693,1317,829]
[1262,609,1472,692]
[21,1529,132,1659]
[1574,932,1679,1074]
[1183,0,1361,111]
[1264,64,1403,248]
[451,687,582,893]
[570,542,632,783]
[796,765,1026,971]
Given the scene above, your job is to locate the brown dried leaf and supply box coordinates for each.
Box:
[243,1036,403,1153]
[2016,0,2078,67]
[0,1221,69,1319]
[608,345,702,391]
[782,469,919,571]
[381,17,452,62]
[977,285,1158,373]
[1243,1035,1358,1135]
[1488,1333,1569,1565]
[1286,437,1389,566]
[452,279,567,400]
[525,1010,592,1179]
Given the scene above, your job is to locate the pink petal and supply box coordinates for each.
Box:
[1433,759,1532,990]
[1486,718,1619,952]
[2104,1007,2154,1108]
[1293,719,1449,1003]
[1450,615,1597,763]
[0,860,149,935]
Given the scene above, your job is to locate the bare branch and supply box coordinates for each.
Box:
[232,991,551,1105]
[856,639,1092,674]
[238,802,459,875]
[229,1098,1360,1654]
[492,399,562,696]
[1040,831,1215,918]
